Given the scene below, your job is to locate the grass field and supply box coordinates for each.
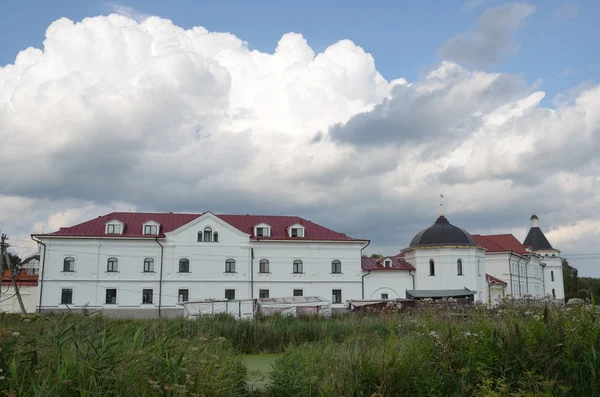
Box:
[0,299,598,396]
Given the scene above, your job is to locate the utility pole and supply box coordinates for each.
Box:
[0,234,27,314]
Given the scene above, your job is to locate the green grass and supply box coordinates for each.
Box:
[0,299,598,396]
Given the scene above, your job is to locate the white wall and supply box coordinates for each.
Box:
[38,213,366,314]
[404,247,487,302]
[538,252,565,301]
[0,285,37,313]
[362,271,413,299]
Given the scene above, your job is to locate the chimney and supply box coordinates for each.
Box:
[530,214,539,228]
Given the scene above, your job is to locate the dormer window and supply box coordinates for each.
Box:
[142,221,160,235]
[384,259,392,267]
[288,223,305,238]
[254,223,271,237]
[105,220,124,235]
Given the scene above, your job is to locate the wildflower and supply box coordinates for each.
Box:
[0,376,5,380]
[524,311,533,316]
[463,331,472,337]
[11,332,20,338]
[191,346,199,352]
[428,331,440,339]
[0,369,3,373]
[217,336,226,342]
[23,318,31,323]
[533,315,540,321]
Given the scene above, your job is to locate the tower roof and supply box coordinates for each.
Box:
[409,215,476,248]
[523,214,554,250]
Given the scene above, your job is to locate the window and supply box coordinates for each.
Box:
[225,258,236,273]
[331,260,342,274]
[213,231,219,242]
[203,227,213,242]
[552,288,556,298]
[178,289,189,303]
[256,227,265,237]
[143,258,154,272]
[291,228,303,237]
[293,289,303,297]
[332,289,342,304]
[457,259,463,275]
[551,270,554,282]
[197,231,202,242]
[429,259,435,276]
[107,257,118,272]
[293,259,303,274]
[144,224,158,235]
[259,259,269,273]
[63,257,75,272]
[106,224,121,234]
[381,293,389,300]
[179,258,190,273]
[105,289,117,304]
[61,288,73,304]
[259,289,269,298]
[384,259,392,267]
[142,289,153,304]
[225,289,235,300]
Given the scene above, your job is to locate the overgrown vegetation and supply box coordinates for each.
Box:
[1,300,599,396]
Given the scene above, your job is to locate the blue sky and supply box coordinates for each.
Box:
[1,0,597,106]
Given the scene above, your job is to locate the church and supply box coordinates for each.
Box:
[31,208,565,317]
[362,212,565,305]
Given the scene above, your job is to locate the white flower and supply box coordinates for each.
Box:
[11,332,20,337]
[428,331,440,339]
[191,346,199,352]
[0,376,5,380]
[533,315,540,321]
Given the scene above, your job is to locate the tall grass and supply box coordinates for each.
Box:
[0,301,598,396]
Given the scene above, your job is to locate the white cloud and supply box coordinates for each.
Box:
[1,14,600,276]
[105,3,150,22]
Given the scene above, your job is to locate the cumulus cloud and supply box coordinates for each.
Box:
[438,3,535,69]
[1,13,600,276]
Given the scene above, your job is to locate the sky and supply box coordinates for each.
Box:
[1,0,599,276]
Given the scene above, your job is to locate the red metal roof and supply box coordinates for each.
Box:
[473,234,528,255]
[34,212,365,242]
[2,271,38,286]
[486,273,507,286]
[361,257,415,271]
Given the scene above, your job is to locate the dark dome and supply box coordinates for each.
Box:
[410,215,476,248]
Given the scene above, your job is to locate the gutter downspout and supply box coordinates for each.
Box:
[508,252,514,298]
[31,236,46,313]
[540,259,546,296]
[250,248,254,299]
[155,238,164,318]
[523,255,531,294]
[409,270,415,289]
[360,240,371,299]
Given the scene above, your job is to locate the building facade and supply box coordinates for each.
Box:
[361,214,565,305]
[34,212,368,317]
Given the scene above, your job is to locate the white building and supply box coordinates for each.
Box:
[33,211,566,316]
[365,214,565,305]
[33,212,368,317]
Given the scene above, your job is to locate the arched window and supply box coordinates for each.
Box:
[293,259,303,274]
[552,288,556,298]
[331,260,342,274]
[550,270,554,282]
[259,259,269,273]
[457,259,463,275]
[225,258,236,273]
[143,258,154,272]
[63,257,75,272]
[429,259,435,276]
[179,258,190,273]
[197,231,202,242]
[213,231,219,242]
[203,227,213,242]
[107,257,118,272]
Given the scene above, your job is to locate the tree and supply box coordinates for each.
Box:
[370,254,383,259]
[562,259,579,300]
[2,252,21,271]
